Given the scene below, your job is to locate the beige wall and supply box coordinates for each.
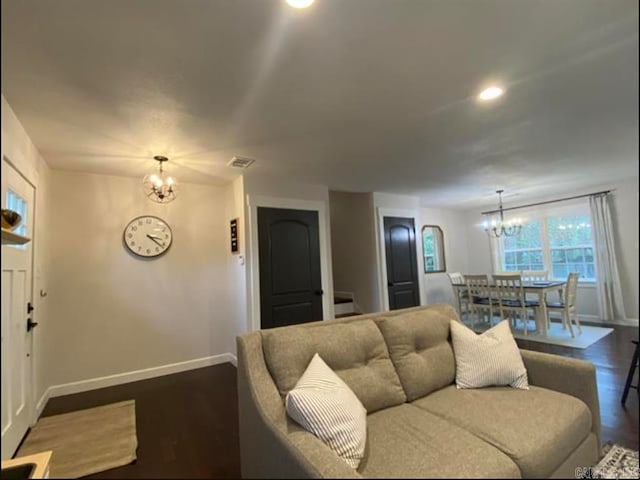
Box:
[243,172,335,328]
[420,207,470,308]
[1,95,53,409]
[329,193,473,313]
[329,191,380,313]
[224,176,248,344]
[46,171,238,386]
[371,192,425,309]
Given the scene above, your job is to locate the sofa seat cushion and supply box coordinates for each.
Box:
[358,404,520,478]
[376,307,456,401]
[262,319,406,413]
[412,385,592,478]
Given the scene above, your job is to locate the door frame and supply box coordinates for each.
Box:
[1,155,38,435]
[247,195,334,331]
[375,207,426,311]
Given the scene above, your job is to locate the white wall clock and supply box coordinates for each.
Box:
[123,215,173,258]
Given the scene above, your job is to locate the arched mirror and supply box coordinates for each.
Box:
[422,225,446,273]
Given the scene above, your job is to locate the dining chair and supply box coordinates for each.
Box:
[448,272,465,285]
[521,270,549,282]
[464,274,496,328]
[493,274,539,335]
[521,270,550,303]
[493,270,513,276]
[448,272,469,320]
[546,272,581,337]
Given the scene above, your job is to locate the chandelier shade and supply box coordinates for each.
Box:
[143,156,178,204]
[483,190,522,238]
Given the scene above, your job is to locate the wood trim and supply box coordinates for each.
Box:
[246,195,334,331]
[34,389,50,424]
[1,228,31,245]
[2,450,51,479]
[375,207,426,311]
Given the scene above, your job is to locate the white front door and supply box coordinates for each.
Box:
[1,159,35,459]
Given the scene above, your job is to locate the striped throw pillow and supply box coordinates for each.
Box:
[285,353,367,468]
[450,320,529,390]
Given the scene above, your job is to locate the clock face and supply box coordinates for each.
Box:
[123,216,173,258]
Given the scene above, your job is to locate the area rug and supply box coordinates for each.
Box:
[580,443,639,479]
[17,400,137,478]
[511,322,613,349]
[468,320,613,349]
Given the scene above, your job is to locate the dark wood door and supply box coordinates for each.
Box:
[384,216,420,310]
[258,207,323,329]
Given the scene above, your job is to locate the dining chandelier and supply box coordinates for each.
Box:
[143,155,178,204]
[483,190,522,238]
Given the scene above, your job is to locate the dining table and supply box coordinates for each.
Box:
[452,280,566,337]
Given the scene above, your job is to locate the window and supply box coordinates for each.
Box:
[6,189,28,250]
[422,225,445,273]
[424,234,436,271]
[502,221,544,271]
[547,215,595,281]
[499,212,596,282]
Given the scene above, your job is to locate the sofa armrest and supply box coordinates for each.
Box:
[283,427,363,479]
[520,349,601,447]
[237,333,362,479]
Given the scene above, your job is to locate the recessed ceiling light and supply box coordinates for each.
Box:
[286,0,315,9]
[478,86,504,101]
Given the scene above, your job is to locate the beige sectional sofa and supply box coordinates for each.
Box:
[237,305,601,478]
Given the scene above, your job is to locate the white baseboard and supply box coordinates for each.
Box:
[334,291,355,300]
[575,314,639,327]
[227,354,238,367]
[33,389,50,424]
[40,353,236,407]
[334,302,355,316]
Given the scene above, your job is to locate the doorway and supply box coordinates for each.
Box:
[383,216,420,310]
[257,207,323,329]
[1,159,36,459]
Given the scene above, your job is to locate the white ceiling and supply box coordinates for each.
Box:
[2,0,638,208]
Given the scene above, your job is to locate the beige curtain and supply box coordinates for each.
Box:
[589,193,626,321]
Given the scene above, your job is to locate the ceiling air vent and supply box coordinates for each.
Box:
[227,156,255,169]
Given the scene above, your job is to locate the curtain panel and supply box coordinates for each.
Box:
[589,193,626,321]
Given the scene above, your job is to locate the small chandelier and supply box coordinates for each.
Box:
[483,190,522,238]
[143,156,178,204]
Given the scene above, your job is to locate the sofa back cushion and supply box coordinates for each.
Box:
[262,319,406,413]
[376,306,456,401]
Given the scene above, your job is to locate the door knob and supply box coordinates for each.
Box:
[314,290,324,296]
[27,318,39,332]
[27,302,35,314]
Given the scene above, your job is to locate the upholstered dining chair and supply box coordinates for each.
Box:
[493,274,539,336]
[546,272,581,337]
[464,274,496,328]
[448,272,469,321]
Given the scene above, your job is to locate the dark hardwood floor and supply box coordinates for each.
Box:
[41,362,240,479]
[40,323,638,479]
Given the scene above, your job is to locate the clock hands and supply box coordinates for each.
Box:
[147,234,165,248]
